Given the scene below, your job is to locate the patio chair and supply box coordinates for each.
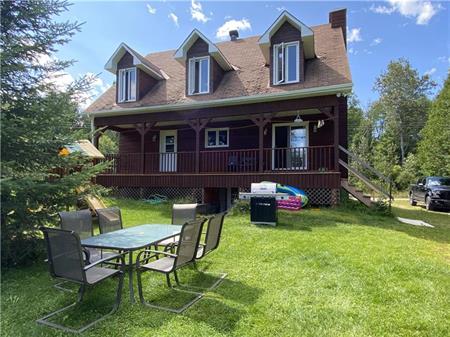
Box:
[97,207,123,234]
[136,218,207,313]
[179,212,228,291]
[38,227,125,334]
[57,210,116,292]
[155,203,197,251]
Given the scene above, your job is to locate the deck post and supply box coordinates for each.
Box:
[251,114,272,172]
[333,104,339,171]
[92,126,109,149]
[135,122,154,174]
[188,118,209,173]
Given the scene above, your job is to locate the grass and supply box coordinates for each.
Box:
[1,199,449,337]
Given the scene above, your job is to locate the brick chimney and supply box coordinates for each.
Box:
[329,8,347,48]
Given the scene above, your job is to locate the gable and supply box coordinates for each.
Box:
[187,38,209,58]
[271,21,302,45]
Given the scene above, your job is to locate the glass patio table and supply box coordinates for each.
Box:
[81,224,182,303]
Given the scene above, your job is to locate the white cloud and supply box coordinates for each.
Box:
[216,18,251,41]
[276,7,286,12]
[424,67,436,76]
[168,12,179,27]
[370,4,395,14]
[370,0,441,25]
[370,37,383,46]
[190,0,210,23]
[347,28,362,43]
[146,4,156,15]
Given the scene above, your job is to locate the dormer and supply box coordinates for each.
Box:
[174,29,233,96]
[259,11,315,86]
[105,43,168,103]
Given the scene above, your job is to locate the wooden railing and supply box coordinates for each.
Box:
[101,146,335,174]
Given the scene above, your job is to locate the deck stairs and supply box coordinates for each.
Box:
[339,146,393,208]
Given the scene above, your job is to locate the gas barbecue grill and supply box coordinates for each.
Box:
[239,183,289,226]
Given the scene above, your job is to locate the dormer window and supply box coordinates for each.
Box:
[188,56,210,95]
[273,41,299,85]
[118,67,136,102]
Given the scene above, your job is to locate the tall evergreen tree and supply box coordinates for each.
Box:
[417,74,450,176]
[1,0,106,266]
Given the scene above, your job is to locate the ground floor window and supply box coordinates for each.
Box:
[205,128,229,148]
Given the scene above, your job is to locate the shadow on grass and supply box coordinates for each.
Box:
[241,200,450,245]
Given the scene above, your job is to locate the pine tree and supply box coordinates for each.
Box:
[1,1,107,266]
[417,74,450,176]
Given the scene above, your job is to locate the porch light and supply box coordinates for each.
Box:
[294,112,303,123]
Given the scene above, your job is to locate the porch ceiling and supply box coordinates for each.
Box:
[105,108,325,129]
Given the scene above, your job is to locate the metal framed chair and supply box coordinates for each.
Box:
[136,218,207,313]
[57,210,116,291]
[155,203,197,250]
[38,227,125,334]
[179,212,228,291]
[97,207,123,234]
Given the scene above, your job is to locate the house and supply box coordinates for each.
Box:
[86,9,357,210]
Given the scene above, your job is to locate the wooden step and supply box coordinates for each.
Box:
[341,179,373,207]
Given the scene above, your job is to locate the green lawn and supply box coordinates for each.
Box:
[2,199,449,337]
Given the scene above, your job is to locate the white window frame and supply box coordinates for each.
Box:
[205,127,229,148]
[272,41,300,85]
[118,67,137,103]
[188,56,210,95]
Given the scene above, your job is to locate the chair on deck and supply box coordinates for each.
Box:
[155,203,197,250]
[38,227,125,334]
[136,218,207,313]
[96,207,123,234]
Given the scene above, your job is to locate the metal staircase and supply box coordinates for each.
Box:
[339,146,393,208]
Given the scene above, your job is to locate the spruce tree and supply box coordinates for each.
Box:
[1,0,106,266]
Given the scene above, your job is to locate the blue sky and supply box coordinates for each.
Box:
[54,0,449,109]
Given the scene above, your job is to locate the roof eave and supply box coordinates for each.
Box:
[90,82,353,118]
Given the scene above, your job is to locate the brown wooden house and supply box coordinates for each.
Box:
[86,9,359,209]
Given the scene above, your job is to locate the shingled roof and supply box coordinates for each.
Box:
[86,23,351,114]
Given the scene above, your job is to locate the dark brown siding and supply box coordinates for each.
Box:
[185,37,224,95]
[117,113,335,155]
[338,96,348,177]
[119,129,159,154]
[117,51,134,69]
[96,172,341,189]
[95,95,340,127]
[138,69,158,100]
[211,57,224,93]
[186,38,209,58]
[329,9,347,47]
[116,52,159,103]
[270,21,303,86]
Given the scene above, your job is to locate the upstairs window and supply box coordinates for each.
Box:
[188,56,209,95]
[118,68,136,102]
[273,41,299,85]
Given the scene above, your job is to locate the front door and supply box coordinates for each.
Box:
[159,130,177,172]
[272,124,308,170]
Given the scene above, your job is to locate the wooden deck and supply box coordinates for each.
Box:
[96,146,340,189]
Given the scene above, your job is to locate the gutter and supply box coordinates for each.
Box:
[90,82,352,118]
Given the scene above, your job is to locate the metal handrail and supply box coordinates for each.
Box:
[339,145,390,183]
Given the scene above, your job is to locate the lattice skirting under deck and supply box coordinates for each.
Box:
[110,187,203,203]
[109,186,339,206]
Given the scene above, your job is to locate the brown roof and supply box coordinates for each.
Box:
[86,23,351,113]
